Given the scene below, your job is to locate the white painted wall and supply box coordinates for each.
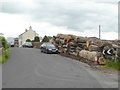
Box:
[18,27,39,47]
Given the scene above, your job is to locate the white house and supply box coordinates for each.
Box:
[18,26,39,47]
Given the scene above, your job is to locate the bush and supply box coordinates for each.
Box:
[0,36,11,64]
[0,48,11,64]
[34,36,40,42]
[26,39,31,42]
[0,36,9,49]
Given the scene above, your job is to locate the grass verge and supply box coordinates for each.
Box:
[104,61,120,71]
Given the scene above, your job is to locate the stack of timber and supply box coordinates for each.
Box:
[51,34,119,65]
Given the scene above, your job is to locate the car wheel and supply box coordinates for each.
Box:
[42,49,44,53]
[43,49,45,53]
[41,50,43,52]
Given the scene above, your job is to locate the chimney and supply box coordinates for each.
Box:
[29,26,32,30]
[25,29,28,32]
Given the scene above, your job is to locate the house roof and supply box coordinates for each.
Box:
[19,26,39,37]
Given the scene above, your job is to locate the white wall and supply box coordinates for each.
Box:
[18,30,39,47]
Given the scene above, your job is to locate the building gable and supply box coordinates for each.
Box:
[18,26,39,47]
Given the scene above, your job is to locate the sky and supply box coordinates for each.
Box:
[0,0,119,40]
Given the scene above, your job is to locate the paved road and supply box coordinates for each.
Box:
[2,48,118,88]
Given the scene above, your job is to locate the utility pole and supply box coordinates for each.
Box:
[99,25,101,39]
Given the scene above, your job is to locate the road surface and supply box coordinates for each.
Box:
[2,48,118,88]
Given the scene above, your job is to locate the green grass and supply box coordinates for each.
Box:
[0,48,11,64]
[104,61,120,71]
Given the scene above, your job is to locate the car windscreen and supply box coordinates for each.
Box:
[26,42,32,45]
[46,44,55,48]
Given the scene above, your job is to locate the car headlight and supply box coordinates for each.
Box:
[48,49,52,51]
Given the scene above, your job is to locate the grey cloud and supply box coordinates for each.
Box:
[29,2,90,30]
[0,0,118,33]
[30,2,117,32]
[1,1,38,14]
[1,2,23,14]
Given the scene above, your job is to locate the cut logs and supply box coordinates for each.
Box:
[51,34,119,65]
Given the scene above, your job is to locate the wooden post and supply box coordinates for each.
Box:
[99,25,101,39]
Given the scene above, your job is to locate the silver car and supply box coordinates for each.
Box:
[22,42,33,48]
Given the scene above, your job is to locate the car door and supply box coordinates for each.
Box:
[41,43,46,52]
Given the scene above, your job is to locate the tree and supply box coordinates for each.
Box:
[34,36,40,42]
[47,36,52,40]
[26,39,31,42]
[42,35,49,42]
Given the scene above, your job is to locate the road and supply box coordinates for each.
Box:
[2,48,118,88]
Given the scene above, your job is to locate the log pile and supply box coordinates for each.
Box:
[52,34,119,65]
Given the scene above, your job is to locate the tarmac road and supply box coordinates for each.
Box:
[2,48,118,88]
